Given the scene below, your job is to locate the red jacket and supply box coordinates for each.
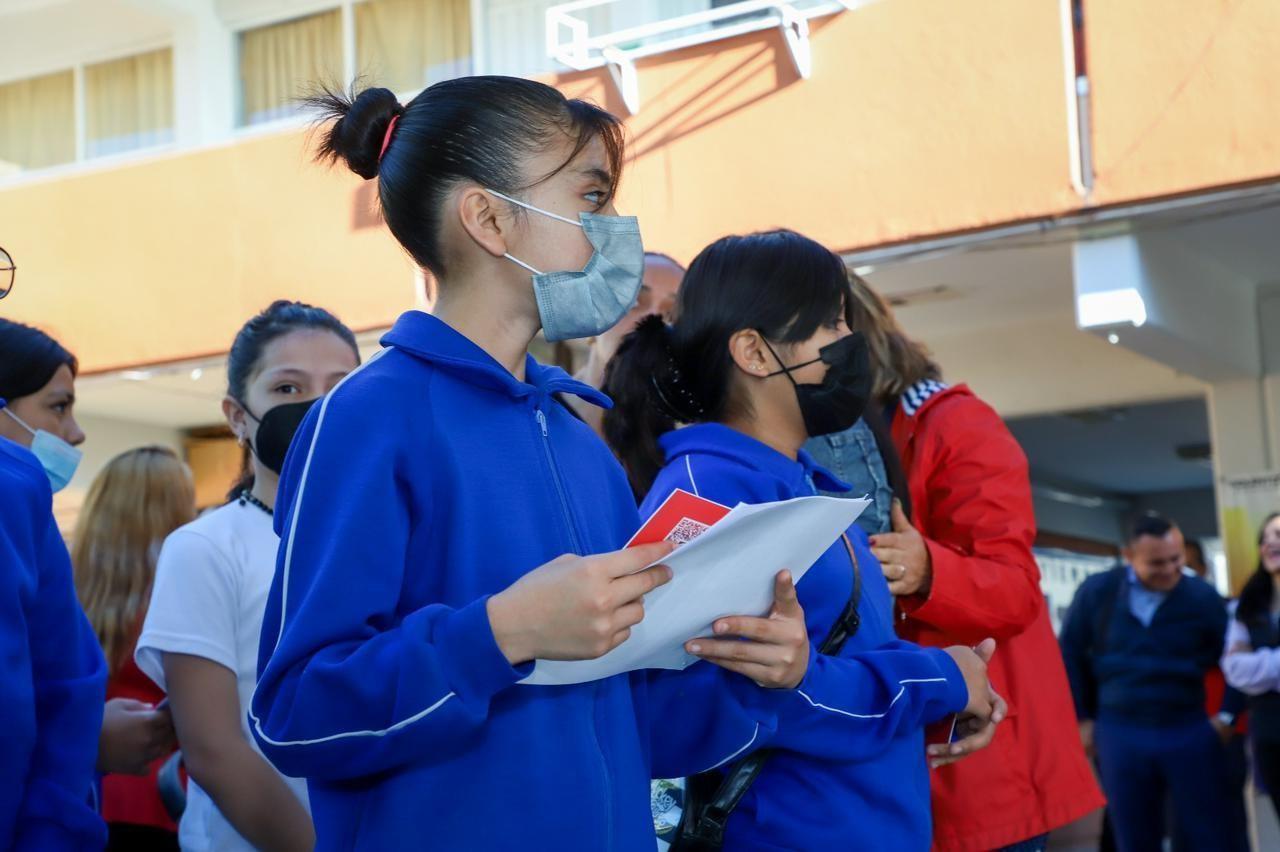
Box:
[101,637,177,833]
[890,382,1104,851]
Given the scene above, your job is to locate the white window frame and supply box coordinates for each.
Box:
[0,38,178,187]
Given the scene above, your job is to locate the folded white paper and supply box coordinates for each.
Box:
[521,495,870,687]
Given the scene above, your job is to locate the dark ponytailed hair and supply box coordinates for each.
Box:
[1236,512,1280,625]
[225,300,358,500]
[304,77,624,278]
[603,229,850,498]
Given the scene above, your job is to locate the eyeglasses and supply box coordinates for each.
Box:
[0,247,13,300]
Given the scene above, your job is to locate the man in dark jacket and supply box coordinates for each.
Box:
[1060,513,1239,852]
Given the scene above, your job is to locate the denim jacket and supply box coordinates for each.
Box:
[804,418,893,535]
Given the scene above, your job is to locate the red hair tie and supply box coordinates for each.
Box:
[378,114,400,162]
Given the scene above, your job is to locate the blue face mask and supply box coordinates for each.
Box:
[488,189,645,343]
[3,405,82,493]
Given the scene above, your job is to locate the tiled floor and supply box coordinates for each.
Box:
[1250,789,1280,850]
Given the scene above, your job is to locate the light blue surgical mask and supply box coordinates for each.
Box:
[488,189,645,342]
[3,405,82,492]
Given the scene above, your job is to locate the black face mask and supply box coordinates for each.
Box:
[760,332,872,438]
[239,399,316,475]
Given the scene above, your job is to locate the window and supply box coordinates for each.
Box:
[489,0,693,77]
[0,47,175,178]
[356,0,473,94]
[238,9,344,127]
[710,0,768,28]
[486,0,562,77]
[0,70,75,175]
[85,48,175,158]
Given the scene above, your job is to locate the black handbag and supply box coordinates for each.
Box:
[670,534,863,852]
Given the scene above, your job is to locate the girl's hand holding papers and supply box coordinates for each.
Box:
[685,570,810,689]
[488,540,676,665]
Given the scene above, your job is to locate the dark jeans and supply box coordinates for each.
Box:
[1171,733,1249,852]
[1095,717,1239,852]
[1256,737,1280,822]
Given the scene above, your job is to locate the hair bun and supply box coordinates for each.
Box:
[308,85,402,180]
[629,315,705,422]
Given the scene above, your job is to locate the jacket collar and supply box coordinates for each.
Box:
[890,381,973,449]
[381,310,611,408]
[1126,565,1176,596]
[658,422,851,493]
[901,379,951,417]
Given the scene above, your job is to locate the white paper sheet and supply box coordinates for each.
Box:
[520,495,870,687]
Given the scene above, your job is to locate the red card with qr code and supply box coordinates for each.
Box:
[626,489,731,548]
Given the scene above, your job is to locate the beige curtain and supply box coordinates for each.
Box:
[85,48,174,158]
[239,8,343,126]
[0,70,75,174]
[356,0,472,93]
[483,0,558,76]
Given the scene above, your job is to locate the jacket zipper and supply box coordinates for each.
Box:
[534,407,585,555]
[534,405,610,848]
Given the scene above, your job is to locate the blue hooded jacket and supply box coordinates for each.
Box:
[251,311,812,851]
[0,436,107,851]
[644,423,968,851]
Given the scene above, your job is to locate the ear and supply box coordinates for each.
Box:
[455,186,510,259]
[1121,545,1133,565]
[222,396,249,446]
[728,329,774,379]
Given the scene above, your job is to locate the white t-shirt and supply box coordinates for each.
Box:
[136,500,309,852]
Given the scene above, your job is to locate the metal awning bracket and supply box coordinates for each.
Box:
[602,46,640,115]
[548,0,868,114]
[777,4,812,79]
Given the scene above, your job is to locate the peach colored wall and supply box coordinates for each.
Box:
[1086,0,1280,205]
[0,133,417,373]
[562,0,1078,263]
[0,0,1121,372]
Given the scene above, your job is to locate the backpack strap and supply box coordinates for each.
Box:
[681,534,862,847]
[1092,565,1127,658]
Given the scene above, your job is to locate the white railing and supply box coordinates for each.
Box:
[546,0,870,114]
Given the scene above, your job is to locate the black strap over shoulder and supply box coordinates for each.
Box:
[1091,565,1127,658]
[676,535,863,850]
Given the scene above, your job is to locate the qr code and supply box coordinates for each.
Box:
[667,517,710,545]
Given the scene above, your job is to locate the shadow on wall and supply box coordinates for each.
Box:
[557,17,831,159]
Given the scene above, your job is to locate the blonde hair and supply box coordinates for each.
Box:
[72,446,196,674]
[846,272,942,402]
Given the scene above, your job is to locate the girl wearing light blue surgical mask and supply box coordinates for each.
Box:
[0,315,178,851]
[248,78,817,850]
[0,318,86,491]
[0,316,105,852]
